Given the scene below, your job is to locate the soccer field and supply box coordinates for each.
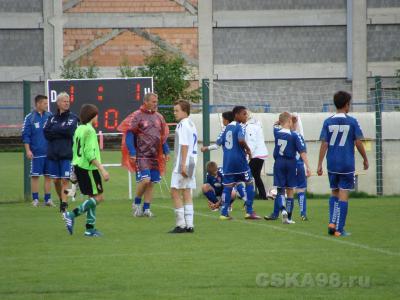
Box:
[0,152,399,299]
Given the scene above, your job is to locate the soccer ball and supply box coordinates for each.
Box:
[267,188,277,200]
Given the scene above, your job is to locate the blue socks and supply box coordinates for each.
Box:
[272,194,283,217]
[297,192,306,217]
[204,190,217,203]
[245,184,255,214]
[221,186,233,216]
[286,198,294,219]
[329,196,339,224]
[134,197,141,205]
[236,184,246,200]
[337,200,348,233]
[143,202,150,211]
[32,192,39,201]
[44,193,51,203]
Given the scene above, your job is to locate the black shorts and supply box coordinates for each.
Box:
[74,165,103,196]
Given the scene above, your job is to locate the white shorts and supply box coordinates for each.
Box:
[171,172,196,189]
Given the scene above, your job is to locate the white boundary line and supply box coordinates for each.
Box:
[153,204,400,257]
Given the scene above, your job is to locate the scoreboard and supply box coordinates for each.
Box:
[47,77,153,132]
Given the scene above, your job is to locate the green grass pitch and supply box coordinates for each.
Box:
[0,152,399,299]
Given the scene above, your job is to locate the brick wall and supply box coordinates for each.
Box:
[64,28,198,67]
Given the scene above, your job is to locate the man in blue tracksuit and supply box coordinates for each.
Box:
[22,95,53,207]
[44,92,79,213]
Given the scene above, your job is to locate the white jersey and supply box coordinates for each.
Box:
[173,117,198,177]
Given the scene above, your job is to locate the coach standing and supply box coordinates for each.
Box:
[118,93,169,217]
[44,92,79,213]
[246,114,269,200]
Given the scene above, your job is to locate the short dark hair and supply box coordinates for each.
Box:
[206,161,218,174]
[79,104,98,125]
[334,91,352,109]
[34,95,47,104]
[232,106,246,116]
[222,111,234,123]
[174,100,190,115]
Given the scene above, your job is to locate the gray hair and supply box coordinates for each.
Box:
[144,92,157,102]
[56,92,70,102]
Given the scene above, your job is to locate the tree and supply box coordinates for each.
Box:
[119,50,200,122]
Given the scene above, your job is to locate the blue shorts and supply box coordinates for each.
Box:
[273,158,297,188]
[223,170,252,185]
[30,156,50,177]
[47,159,71,179]
[296,163,307,189]
[136,169,161,183]
[328,172,355,190]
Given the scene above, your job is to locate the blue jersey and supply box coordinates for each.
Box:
[273,126,306,160]
[206,167,224,196]
[216,121,249,175]
[320,113,363,174]
[22,110,52,157]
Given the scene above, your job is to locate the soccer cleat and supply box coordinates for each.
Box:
[59,201,68,213]
[186,227,194,233]
[32,199,39,207]
[84,229,103,237]
[264,214,278,221]
[328,223,336,235]
[44,200,56,207]
[245,212,262,220]
[219,215,233,221]
[334,230,351,237]
[62,212,74,235]
[287,219,296,224]
[301,215,309,221]
[168,226,187,234]
[282,210,289,224]
[142,209,154,217]
[228,206,233,212]
[132,204,143,217]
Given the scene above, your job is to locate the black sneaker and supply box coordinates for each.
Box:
[264,214,278,221]
[168,226,186,234]
[60,201,68,213]
[186,227,194,233]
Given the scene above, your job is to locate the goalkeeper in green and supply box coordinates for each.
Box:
[62,104,109,237]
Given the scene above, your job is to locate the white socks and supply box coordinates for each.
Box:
[184,204,194,228]
[175,207,186,228]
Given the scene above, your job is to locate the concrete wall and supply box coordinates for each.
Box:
[190,112,400,196]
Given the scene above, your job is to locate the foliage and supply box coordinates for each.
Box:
[119,50,201,122]
[60,59,100,79]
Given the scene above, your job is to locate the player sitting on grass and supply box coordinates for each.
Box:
[264,112,311,224]
[62,104,109,237]
[202,161,245,211]
[291,113,309,221]
[317,91,368,237]
[213,106,261,220]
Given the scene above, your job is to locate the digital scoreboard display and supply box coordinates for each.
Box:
[47,78,153,132]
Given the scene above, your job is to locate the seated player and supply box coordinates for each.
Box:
[264,112,311,224]
[202,161,245,211]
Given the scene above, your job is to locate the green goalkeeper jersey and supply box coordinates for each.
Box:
[72,123,101,170]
